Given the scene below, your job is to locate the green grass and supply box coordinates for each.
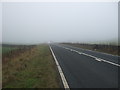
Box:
[0,47,2,54]
[0,47,1,51]
[2,47,18,54]
[2,45,60,88]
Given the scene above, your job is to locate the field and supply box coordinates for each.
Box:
[0,46,2,55]
[2,47,18,54]
[2,44,61,88]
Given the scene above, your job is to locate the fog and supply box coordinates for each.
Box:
[0,3,2,44]
[2,2,118,44]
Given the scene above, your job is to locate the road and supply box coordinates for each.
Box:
[50,43,119,88]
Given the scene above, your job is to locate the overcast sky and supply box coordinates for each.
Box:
[2,2,118,44]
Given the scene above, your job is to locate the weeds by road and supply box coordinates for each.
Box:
[2,44,61,88]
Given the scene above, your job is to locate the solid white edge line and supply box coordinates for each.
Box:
[49,45,70,89]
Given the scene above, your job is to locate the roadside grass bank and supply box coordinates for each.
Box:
[62,43,119,56]
[2,47,18,54]
[2,45,35,63]
[0,45,1,54]
[2,44,61,88]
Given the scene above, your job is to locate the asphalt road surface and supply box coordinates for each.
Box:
[50,43,119,88]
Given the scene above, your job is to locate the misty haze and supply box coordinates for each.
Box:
[2,2,118,44]
[1,2,119,89]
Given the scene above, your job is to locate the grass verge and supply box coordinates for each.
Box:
[2,47,18,54]
[62,43,119,56]
[2,44,61,88]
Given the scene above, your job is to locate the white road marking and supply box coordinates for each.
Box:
[95,58,102,62]
[78,52,82,54]
[84,48,119,57]
[61,44,119,57]
[71,46,118,57]
[49,45,70,89]
[101,59,120,67]
[59,46,120,67]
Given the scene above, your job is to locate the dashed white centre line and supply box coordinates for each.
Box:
[59,46,120,67]
[95,58,102,62]
[101,59,120,67]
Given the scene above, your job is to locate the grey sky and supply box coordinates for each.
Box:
[2,2,118,44]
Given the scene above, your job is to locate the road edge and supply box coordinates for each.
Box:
[49,45,70,89]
